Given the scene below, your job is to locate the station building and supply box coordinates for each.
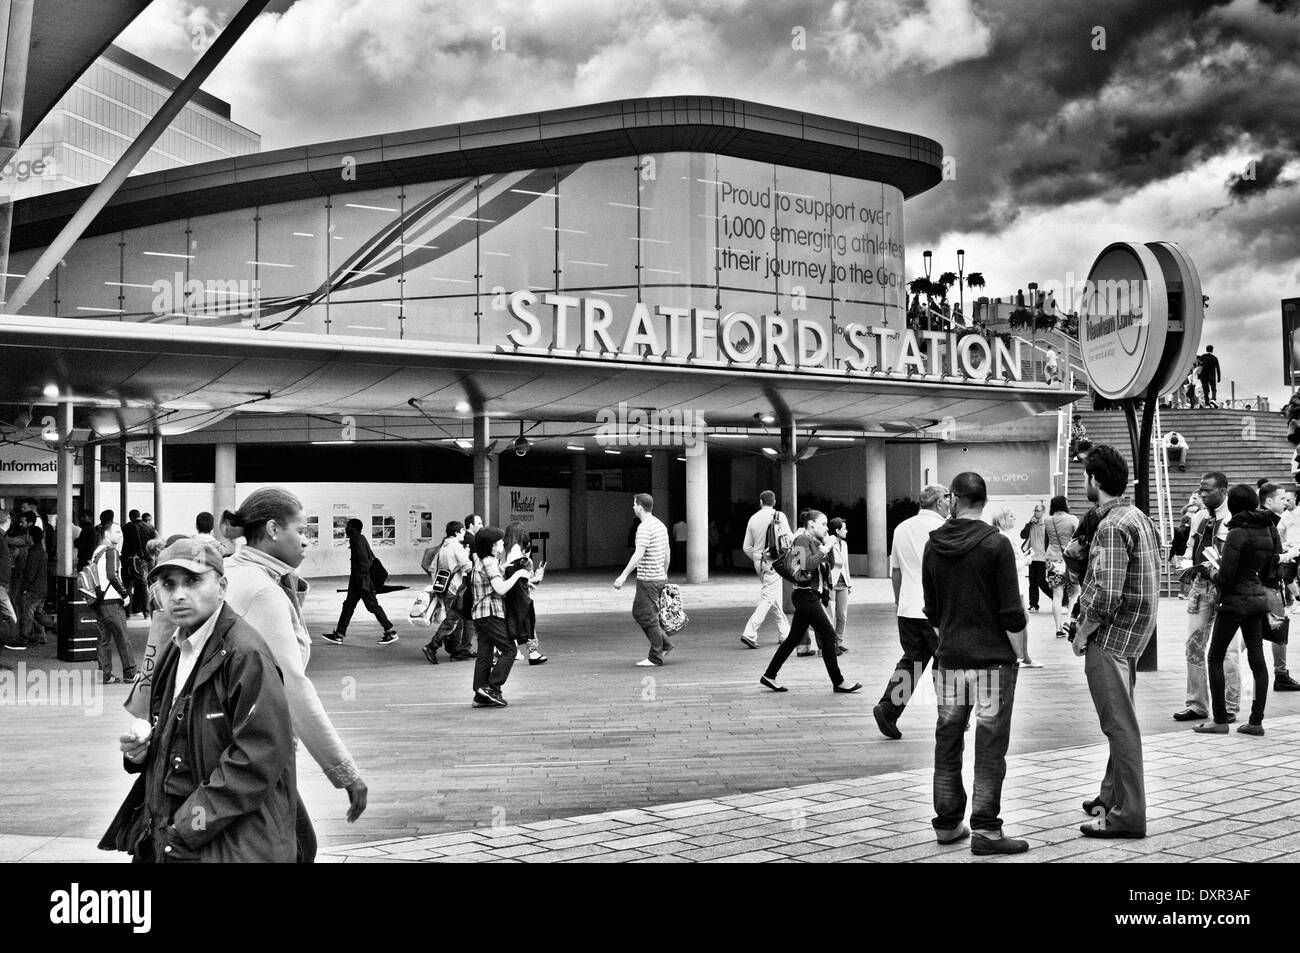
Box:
[0,96,1081,581]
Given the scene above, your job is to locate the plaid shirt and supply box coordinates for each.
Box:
[469,556,505,620]
[1078,496,1160,658]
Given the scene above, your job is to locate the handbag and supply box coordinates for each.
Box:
[408,586,440,627]
[1265,583,1290,644]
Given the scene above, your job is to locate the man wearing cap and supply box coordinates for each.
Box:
[106,539,297,862]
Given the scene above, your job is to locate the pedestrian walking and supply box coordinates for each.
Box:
[219,488,369,861]
[18,525,51,645]
[1199,345,1222,407]
[504,521,548,665]
[421,522,476,663]
[922,472,1029,855]
[105,538,297,862]
[758,509,861,693]
[468,527,532,706]
[0,511,22,660]
[1194,485,1279,737]
[1072,446,1160,839]
[1258,484,1300,690]
[993,507,1041,668]
[320,519,397,646]
[614,493,673,666]
[1044,496,1078,638]
[1173,472,1243,722]
[828,517,851,654]
[1020,502,1051,611]
[873,484,949,739]
[90,523,138,684]
[739,491,792,650]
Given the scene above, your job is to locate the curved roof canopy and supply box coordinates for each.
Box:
[12,96,945,252]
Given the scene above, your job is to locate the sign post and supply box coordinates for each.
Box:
[1080,241,1205,671]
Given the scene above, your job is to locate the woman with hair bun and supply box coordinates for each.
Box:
[503,521,547,666]
[221,487,369,860]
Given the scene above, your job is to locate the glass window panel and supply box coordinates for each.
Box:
[638,152,715,291]
[255,197,328,331]
[479,167,557,297]
[57,232,122,318]
[830,175,905,325]
[557,158,638,295]
[400,176,479,301]
[4,248,56,316]
[404,295,478,345]
[326,188,404,304]
[187,210,256,329]
[328,300,402,339]
[772,166,835,303]
[713,155,775,295]
[716,287,777,366]
[120,221,189,322]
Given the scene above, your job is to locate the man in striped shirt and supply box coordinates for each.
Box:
[614,493,673,666]
[1073,445,1160,840]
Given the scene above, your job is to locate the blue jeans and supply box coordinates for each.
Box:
[932,664,1018,834]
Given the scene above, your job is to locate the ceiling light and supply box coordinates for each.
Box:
[42,383,59,400]
[454,400,471,413]
[761,447,778,456]
[604,448,621,455]
[454,439,473,450]
[566,444,583,451]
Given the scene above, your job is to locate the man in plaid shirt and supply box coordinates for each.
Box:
[1072,445,1160,839]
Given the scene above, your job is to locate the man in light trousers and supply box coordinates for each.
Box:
[739,490,793,650]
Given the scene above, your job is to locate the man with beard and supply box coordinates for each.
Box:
[1073,446,1160,839]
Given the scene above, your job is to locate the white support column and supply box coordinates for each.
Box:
[866,438,888,577]
[685,442,708,584]
[56,402,73,577]
[651,450,671,522]
[214,442,236,517]
[919,442,939,490]
[780,422,798,612]
[152,432,164,536]
[569,450,588,569]
[472,413,493,525]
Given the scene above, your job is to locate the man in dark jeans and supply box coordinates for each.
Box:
[321,519,396,646]
[1198,345,1221,407]
[923,471,1029,855]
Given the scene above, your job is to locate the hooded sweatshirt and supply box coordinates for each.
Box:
[922,516,1028,669]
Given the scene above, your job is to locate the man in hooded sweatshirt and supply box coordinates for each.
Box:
[922,471,1030,856]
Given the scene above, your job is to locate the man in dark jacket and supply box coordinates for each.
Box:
[320,518,396,645]
[1198,345,1222,406]
[110,538,297,862]
[18,526,50,645]
[922,472,1029,855]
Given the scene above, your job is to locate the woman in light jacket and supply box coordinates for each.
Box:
[827,517,851,655]
[993,507,1041,668]
[1044,496,1079,639]
[220,487,369,861]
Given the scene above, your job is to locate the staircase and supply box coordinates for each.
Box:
[1071,407,1293,513]
[1070,407,1295,596]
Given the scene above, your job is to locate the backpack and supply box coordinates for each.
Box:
[764,511,792,562]
[77,552,106,604]
[657,584,689,633]
[408,586,441,627]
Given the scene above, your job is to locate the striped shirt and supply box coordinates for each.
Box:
[469,556,506,620]
[635,516,669,581]
[1078,497,1160,658]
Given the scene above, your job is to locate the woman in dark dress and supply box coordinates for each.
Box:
[503,522,547,665]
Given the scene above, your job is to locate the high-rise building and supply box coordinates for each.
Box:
[2,44,259,202]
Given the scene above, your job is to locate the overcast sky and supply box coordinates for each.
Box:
[118,0,1300,408]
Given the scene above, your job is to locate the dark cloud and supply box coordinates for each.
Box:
[1228,152,1291,201]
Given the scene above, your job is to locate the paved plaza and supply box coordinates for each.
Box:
[2,571,1297,863]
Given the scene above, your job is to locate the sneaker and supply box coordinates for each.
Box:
[516,647,527,660]
[377,632,399,646]
[102,673,123,684]
[1275,672,1300,692]
[474,687,507,707]
[836,645,848,655]
[740,635,758,650]
[320,631,345,645]
[527,651,548,665]
[1054,628,1067,639]
[971,832,1029,855]
[795,648,818,657]
[635,658,660,667]
[421,645,438,665]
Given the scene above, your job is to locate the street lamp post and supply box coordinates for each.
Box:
[956,248,965,325]
[922,249,933,323]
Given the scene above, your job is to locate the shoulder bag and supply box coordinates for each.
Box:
[1045,517,1067,590]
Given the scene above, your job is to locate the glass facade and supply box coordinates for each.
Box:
[2,46,260,203]
[11,153,909,371]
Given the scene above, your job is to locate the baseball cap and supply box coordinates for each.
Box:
[147,538,225,582]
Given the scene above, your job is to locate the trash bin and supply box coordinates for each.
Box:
[55,575,99,663]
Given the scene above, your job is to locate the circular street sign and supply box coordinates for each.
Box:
[1080,242,1170,401]
[1145,241,1204,398]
